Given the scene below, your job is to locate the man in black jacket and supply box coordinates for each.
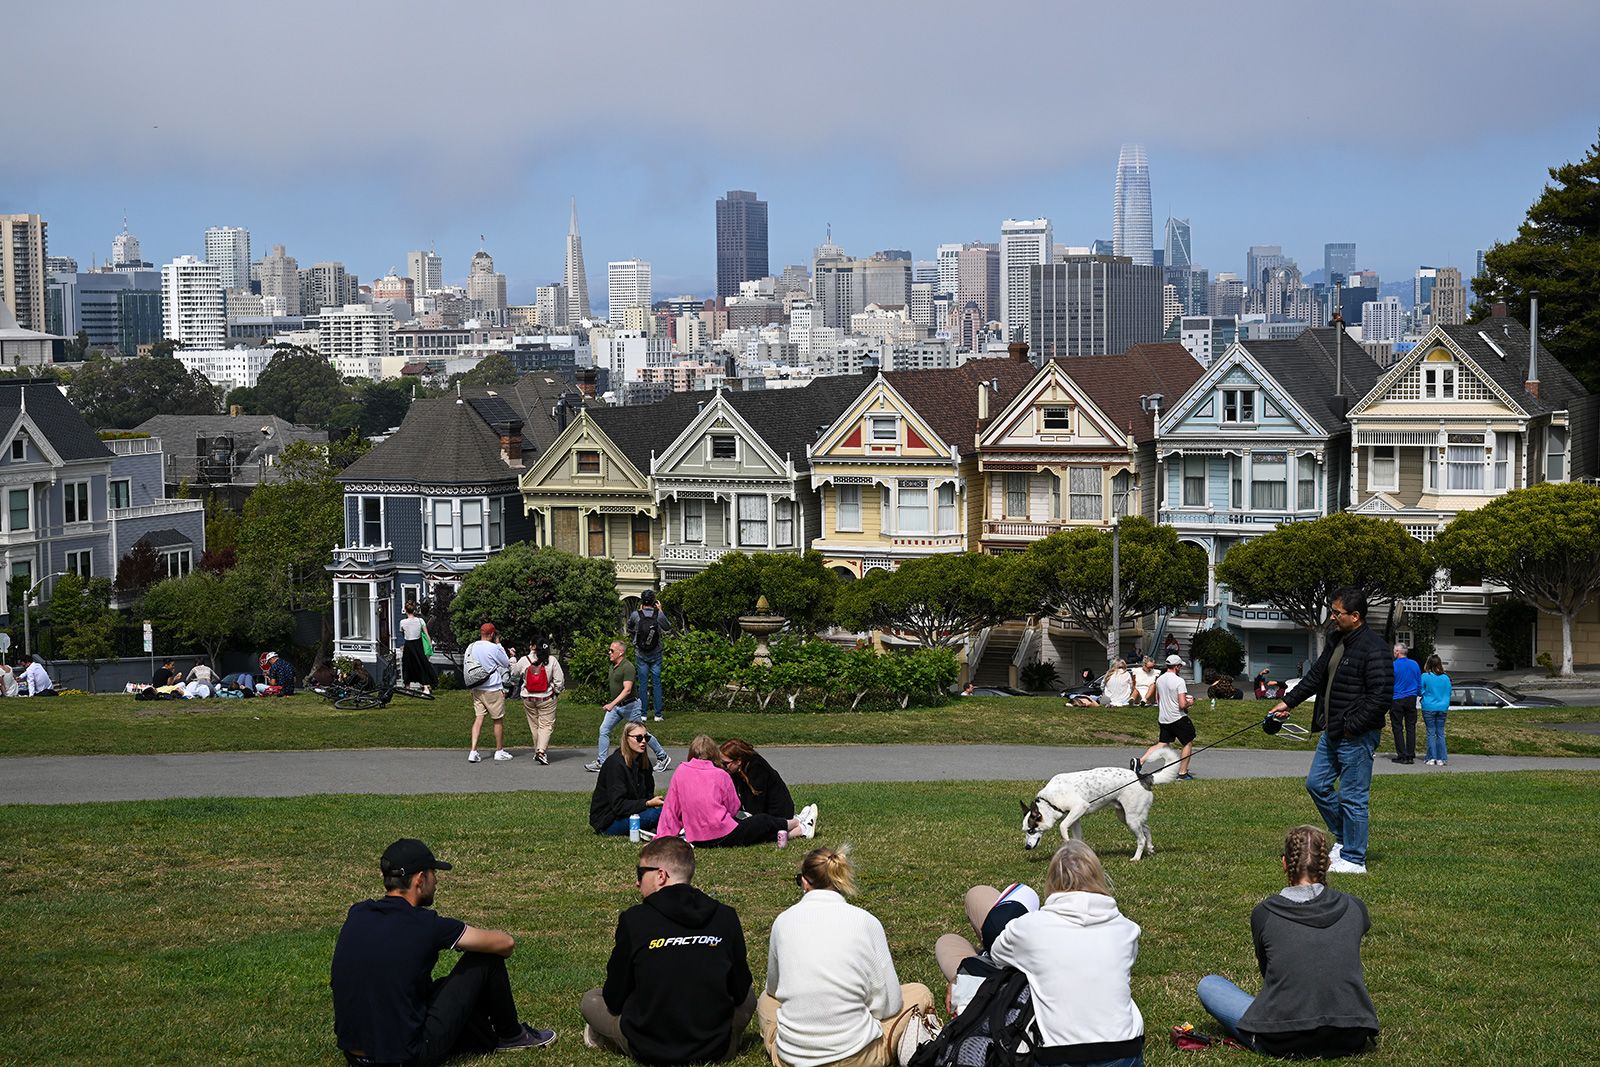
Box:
[581,837,755,1065]
[1271,587,1393,875]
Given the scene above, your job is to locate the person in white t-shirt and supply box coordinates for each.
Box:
[1130,657,1160,706]
[1134,654,1196,780]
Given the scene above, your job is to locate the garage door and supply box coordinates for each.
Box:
[1432,620,1497,674]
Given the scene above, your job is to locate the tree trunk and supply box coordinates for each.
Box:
[1561,609,1576,676]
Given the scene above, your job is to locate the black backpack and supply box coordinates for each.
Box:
[635,608,662,655]
[909,967,1036,1067]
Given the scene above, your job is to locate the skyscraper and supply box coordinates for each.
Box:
[1245,245,1285,295]
[1112,144,1153,266]
[957,242,1000,324]
[1323,242,1356,285]
[607,259,652,321]
[161,255,225,348]
[406,248,443,301]
[259,244,301,315]
[565,198,593,323]
[112,216,145,268]
[467,249,507,314]
[1163,217,1191,269]
[715,190,769,299]
[1000,218,1052,342]
[936,243,962,297]
[1030,254,1165,362]
[204,227,251,291]
[1432,267,1467,326]
[0,213,48,331]
[535,284,568,328]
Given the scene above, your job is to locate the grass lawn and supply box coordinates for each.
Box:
[2,773,1598,1065]
[2,691,1598,760]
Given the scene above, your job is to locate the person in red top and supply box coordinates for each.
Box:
[657,735,817,847]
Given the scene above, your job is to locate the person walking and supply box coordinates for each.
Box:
[512,641,564,765]
[1270,587,1393,875]
[399,603,437,695]
[588,641,670,773]
[465,623,513,764]
[1419,655,1452,767]
[1387,644,1421,765]
[1134,654,1196,780]
[627,590,672,723]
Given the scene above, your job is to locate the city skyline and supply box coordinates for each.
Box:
[5,3,1597,303]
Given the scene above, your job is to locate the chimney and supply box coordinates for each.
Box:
[1491,301,1508,319]
[1526,293,1540,398]
[977,381,989,420]
[229,404,241,417]
[1008,339,1030,363]
[575,365,597,398]
[499,419,524,467]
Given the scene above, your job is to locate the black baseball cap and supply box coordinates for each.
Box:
[381,838,452,879]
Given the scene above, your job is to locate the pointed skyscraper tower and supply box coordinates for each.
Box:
[1112,144,1153,266]
[564,197,592,323]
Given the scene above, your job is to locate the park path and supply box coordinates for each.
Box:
[3,743,1598,805]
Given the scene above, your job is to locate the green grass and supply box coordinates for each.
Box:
[2,773,1598,1065]
[2,691,1599,759]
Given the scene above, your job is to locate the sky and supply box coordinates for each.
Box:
[6,1,1599,305]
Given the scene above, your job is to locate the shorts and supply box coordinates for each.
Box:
[1159,716,1196,745]
[472,688,506,720]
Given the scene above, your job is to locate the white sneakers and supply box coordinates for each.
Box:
[1328,857,1368,875]
[468,749,513,763]
[796,803,819,839]
[653,754,673,773]
[467,751,482,763]
[493,749,514,761]
[1328,842,1342,864]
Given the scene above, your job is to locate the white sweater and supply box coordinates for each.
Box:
[990,890,1143,1050]
[765,889,902,1067]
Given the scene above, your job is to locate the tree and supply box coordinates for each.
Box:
[143,570,250,667]
[200,499,242,573]
[1472,130,1600,389]
[48,575,121,691]
[454,352,520,388]
[356,377,420,436]
[64,329,90,361]
[113,541,165,601]
[1215,513,1435,648]
[661,552,841,636]
[67,353,223,428]
[327,430,373,471]
[449,544,620,652]
[834,553,1031,648]
[249,348,350,429]
[1434,483,1600,677]
[1021,518,1207,653]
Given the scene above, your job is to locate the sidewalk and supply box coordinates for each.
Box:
[3,744,1598,805]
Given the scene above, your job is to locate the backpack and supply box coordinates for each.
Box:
[908,967,1036,1067]
[634,608,662,655]
[462,647,490,688]
[524,662,549,695]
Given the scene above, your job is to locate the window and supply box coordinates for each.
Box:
[431,499,453,550]
[775,499,795,546]
[1250,452,1288,509]
[10,561,31,607]
[738,495,768,546]
[632,513,652,556]
[1369,446,1398,491]
[683,499,705,542]
[64,482,90,524]
[461,499,485,551]
[576,450,601,474]
[897,486,929,533]
[1423,365,1456,399]
[65,549,92,577]
[1182,458,1205,506]
[1445,442,1484,491]
[1041,406,1071,432]
[881,486,891,531]
[1548,426,1568,482]
[401,583,423,615]
[937,484,956,532]
[1222,389,1256,423]
[587,513,606,557]
[1050,473,1061,518]
[869,416,896,442]
[359,497,383,547]
[161,549,192,578]
[709,434,737,460]
[489,498,504,548]
[337,583,372,641]
[9,439,22,461]
[7,488,28,532]
[1297,454,1317,510]
[836,485,862,532]
[1492,435,1510,491]
[109,479,131,510]
[1005,473,1028,518]
[1068,467,1103,520]
[1229,456,1242,508]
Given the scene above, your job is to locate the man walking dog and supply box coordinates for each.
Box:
[1134,653,1196,780]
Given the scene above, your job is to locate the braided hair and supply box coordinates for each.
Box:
[1282,824,1331,886]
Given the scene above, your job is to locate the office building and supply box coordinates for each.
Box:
[1432,266,1467,326]
[1000,218,1052,342]
[1324,242,1356,284]
[1029,254,1164,361]
[1245,245,1286,299]
[607,259,652,321]
[47,269,162,351]
[564,197,593,322]
[534,284,568,328]
[177,346,277,392]
[1,213,49,331]
[371,270,415,309]
[320,304,393,378]
[1475,249,1486,282]
[1163,217,1192,269]
[1338,286,1377,325]
[1112,144,1153,266]
[715,189,769,299]
[1361,296,1404,342]
[118,289,163,353]
[861,254,912,308]
[112,218,146,268]
[913,260,938,287]
[204,227,251,290]
[406,249,443,305]
[936,243,962,296]
[301,262,355,315]
[161,255,226,349]
[957,242,1000,324]
[467,250,507,314]
[813,258,862,329]
[908,280,936,331]
[1209,273,1245,318]
[1414,267,1439,316]
[259,244,301,316]
[46,256,78,276]
[1178,315,1238,366]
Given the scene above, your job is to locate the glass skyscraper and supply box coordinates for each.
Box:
[715,190,769,299]
[1113,144,1153,266]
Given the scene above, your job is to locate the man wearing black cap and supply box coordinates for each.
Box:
[331,838,556,1064]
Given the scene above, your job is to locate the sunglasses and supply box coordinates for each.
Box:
[629,733,651,742]
[794,873,805,888]
[636,865,661,883]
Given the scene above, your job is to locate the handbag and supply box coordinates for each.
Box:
[421,630,434,656]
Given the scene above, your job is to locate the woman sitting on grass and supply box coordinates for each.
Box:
[658,735,816,847]
[719,738,796,820]
[588,722,664,836]
[1073,660,1133,708]
[1196,825,1379,1059]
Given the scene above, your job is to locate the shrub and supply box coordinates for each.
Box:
[1019,659,1059,692]
[1189,628,1245,678]
[1487,599,1537,670]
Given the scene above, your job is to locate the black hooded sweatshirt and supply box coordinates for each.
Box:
[730,751,795,820]
[602,883,753,1066]
[1239,886,1379,1058]
[590,750,656,833]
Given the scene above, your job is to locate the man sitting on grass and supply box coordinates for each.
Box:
[331,838,557,1065]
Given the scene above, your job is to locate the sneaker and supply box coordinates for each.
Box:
[535,751,549,766]
[583,1024,603,1050]
[495,1022,556,1051]
[1328,857,1368,875]
[467,750,482,763]
[584,759,603,772]
[1328,842,1342,864]
[798,803,819,839]
[1177,772,1195,781]
[494,749,514,761]
[653,754,673,773]
[638,830,656,842]
[652,714,663,722]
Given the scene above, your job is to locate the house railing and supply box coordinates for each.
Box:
[104,437,163,456]
[331,545,394,567]
[658,544,734,564]
[110,498,205,521]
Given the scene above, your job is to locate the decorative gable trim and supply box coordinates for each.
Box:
[977,362,1126,451]
[1157,342,1325,438]
[519,411,648,494]
[1,412,68,468]
[808,376,953,462]
[1350,327,1527,418]
[653,392,790,480]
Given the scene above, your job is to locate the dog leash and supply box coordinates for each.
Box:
[1074,714,1311,810]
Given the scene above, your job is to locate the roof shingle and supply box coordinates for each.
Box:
[1053,343,1207,443]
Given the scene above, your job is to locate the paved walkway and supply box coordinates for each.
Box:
[4,743,1599,805]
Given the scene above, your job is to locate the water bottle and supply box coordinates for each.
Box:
[776,829,788,849]
[628,814,641,843]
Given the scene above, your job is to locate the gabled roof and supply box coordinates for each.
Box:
[1053,343,1206,444]
[460,375,601,454]
[1241,328,1385,431]
[0,379,112,461]
[882,355,1037,451]
[585,392,707,477]
[721,375,871,471]
[133,414,327,485]
[339,395,520,486]
[135,528,193,549]
[1437,316,1588,416]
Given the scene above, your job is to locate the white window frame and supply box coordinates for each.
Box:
[430,499,454,550]
[358,496,384,547]
[869,415,897,442]
[1423,364,1456,400]
[775,499,795,546]
[1221,388,1257,424]
[1296,454,1317,510]
[1005,473,1028,518]
[64,481,91,525]
[337,582,373,642]
[936,483,957,532]
[1443,436,1486,492]
[1547,426,1569,483]
[489,497,504,548]
[401,582,424,615]
[575,449,602,475]
[109,478,131,511]
[836,485,862,532]
[160,548,192,578]
[1182,457,1206,507]
[1068,466,1103,521]
[683,499,705,543]
[1492,435,1511,491]
[737,494,769,546]
[1229,455,1242,509]
[1368,446,1398,492]
[1040,406,1072,433]
[65,549,93,578]
[708,434,738,461]
[897,485,929,533]
[461,499,485,552]
[1250,452,1288,510]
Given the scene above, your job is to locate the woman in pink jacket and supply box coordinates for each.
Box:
[658,735,818,847]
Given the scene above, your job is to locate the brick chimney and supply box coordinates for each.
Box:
[499,419,524,467]
[1491,301,1508,318]
[1009,339,1030,363]
[575,365,597,398]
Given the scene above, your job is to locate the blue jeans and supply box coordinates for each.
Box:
[636,655,663,719]
[598,699,667,762]
[1423,710,1448,763]
[601,806,661,837]
[1305,728,1380,866]
[1197,975,1254,1041]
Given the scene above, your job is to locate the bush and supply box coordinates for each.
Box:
[1189,628,1245,678]
[1487,599,1537,670]
[1019,660,1059,692]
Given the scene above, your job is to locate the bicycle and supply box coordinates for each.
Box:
[318,649,437,710]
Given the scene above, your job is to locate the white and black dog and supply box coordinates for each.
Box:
[1020,748,1182,861]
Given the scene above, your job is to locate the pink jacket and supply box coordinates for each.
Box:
[656,758,741,842]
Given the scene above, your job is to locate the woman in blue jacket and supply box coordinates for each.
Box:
[1419,655,1452,766]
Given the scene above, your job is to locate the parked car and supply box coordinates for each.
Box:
[1280,678,1564,711]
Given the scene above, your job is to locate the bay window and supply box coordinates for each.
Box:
[1229,456,1242,508]
[1068,467,1103,520]
[1250,452,1288,509]
[489,498,504,548]
[461,499,485,551]
[632,513,651,555]
[737,495,768,546]
[1445,436,1484,491]
[937,484,956,532]
[8,488,29,532]
[1296,454,1317,510]
[897,485,929,533]
[1492,435,1511,491]
[587,513,606,557]
[430,500,453,550]
[337,583,373,642]
[1369,446,1397,491]
[775,499,795,546]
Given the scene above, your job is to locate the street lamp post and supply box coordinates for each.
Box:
[1110,392,1164,664]
[22,571,69,661]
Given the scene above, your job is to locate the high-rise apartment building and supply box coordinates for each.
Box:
[1361,296,1404,342]
[161,255,226,348]
[1112,145,1153,266]
[111,217,145,268]
[535,284,568,328]
[204,227,251,291]
[302,262,355,314]
[467,250,508,314]
[715,190,769,299]
[1209,273,1246,318]
[565,198,593,323]
[957,242,1000,324]
[1432,267,1467,326]
[607,259,652,321]
[1178,316,1239,366]
[1000,218,1052,342]
[319,304,393,379]
[1324,242,1356,284]
[1,213,48,330]
[1029,254,1164,362]
[1245,245,1286,297]
[406,249,443,303]
[1163,217,1192,269]
[371,270,415,310]
[258,244,301,316]
[936,243,962,297]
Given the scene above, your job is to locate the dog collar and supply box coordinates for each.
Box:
[1034,796,1064,815]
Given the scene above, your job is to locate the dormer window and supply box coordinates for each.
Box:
[10,439,22,461]
[576,450,601,475]
[709,434,737,460]
[1040,406,1071,433]
[1423,364,1456,399]
[1221,389,1256,424]
[869,416,897,442]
